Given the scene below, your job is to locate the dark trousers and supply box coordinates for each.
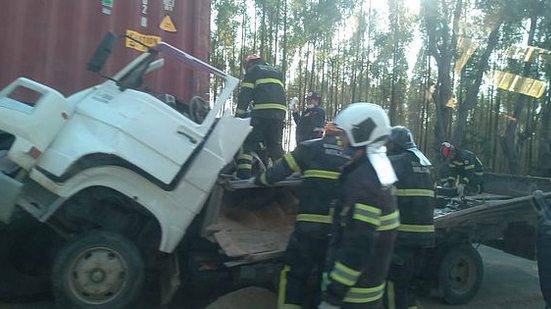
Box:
[537,223,551,308]
[237,117,284,179]
[384,246,428,309]
[278,231,328,308]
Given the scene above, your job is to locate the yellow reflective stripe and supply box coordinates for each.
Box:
[353,203,381,226]
[330,262,361,286]
[377,210,400,231]
[259,173,269,186]
[235,109,247,114]
[278,265,292,308]
[398,224,435,233]
[237,154,253,161]
[237,164,252,169]
[396,189,434,197]
[474,172,483,176]
[452,161,464,166]
[296,213,332,224]
[283,153,300,172]
[464,164,476,170]
[241,82,254,89]
[303,169,340,180]
[253,103,288,111]
[387,281,395,309]
[255,78,284,88]
[463,177,470,184]
[344,282,386,303]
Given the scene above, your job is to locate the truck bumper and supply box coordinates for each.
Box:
[0,172,22,223]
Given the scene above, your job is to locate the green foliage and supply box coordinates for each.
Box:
[210,0,551,174]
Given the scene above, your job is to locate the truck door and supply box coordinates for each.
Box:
[0,78,73,170]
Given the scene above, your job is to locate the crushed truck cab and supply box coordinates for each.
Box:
[0,34,256,308]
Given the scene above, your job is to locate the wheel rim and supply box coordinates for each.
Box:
[67,246,128,305]
[447,254,477,294]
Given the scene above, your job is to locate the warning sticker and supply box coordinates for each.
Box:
[125,29,161,52]
[160,15,177,32]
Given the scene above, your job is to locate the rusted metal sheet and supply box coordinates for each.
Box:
[0,0,211,99]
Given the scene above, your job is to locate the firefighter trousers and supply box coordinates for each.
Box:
[384,246,429,309]
[278,231,328,309]
[237,118,284,179]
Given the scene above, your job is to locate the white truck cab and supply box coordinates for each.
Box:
[0,33,252,308]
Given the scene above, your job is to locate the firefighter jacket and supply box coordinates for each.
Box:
[323,155,399,306]
[292,105,326,142]
[390,151,436,248]
[236,59,287,120]
[441,148,484,186]
[256,134,349,237]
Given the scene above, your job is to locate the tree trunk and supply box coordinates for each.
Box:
[501,15,537,174]
[422,0,462,145]
[452,24,501,146]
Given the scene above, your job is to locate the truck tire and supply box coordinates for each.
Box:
[51,231,145,309]
[437,244,483,305]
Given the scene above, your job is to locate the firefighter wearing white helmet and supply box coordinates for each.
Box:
[320,103,399,309]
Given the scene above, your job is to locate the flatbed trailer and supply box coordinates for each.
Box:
[427,172,551,303]
[206,172,550,305]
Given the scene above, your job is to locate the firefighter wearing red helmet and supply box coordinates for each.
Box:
[254,124,348,308]
[235,54,287,179]
[439,142,484,196]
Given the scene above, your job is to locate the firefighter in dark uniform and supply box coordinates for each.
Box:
[292,91,326,143]
[320,103,399,309]
[439,142,484,196]
[533,191,551,309]
[385,126,435,309]
[235,54,287,179]
[255,122,349,309]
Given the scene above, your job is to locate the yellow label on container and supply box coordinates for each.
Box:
[125,29,161,52]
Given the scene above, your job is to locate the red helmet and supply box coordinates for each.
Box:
[440,142,454,158]
[245,54,261,64]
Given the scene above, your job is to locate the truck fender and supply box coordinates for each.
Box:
[30,166,198,253]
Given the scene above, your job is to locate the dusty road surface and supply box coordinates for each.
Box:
[0,245,546,309]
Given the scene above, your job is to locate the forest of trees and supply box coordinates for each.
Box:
[209,0,551,177]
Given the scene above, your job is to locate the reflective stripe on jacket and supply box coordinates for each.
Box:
[390,151,436,248]
[237,61,287,119]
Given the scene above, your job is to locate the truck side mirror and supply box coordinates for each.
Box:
[87,32,118,73]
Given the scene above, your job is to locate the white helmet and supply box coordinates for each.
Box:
[333,103,391,147]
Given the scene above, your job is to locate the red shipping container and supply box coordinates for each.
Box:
[0,0,211,100]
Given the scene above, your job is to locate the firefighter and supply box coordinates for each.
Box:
[533,191,551,309]
[235,54,287,179]
[255,122,349,308]
[439,142,484,196]
[385,126,435,309]
[291,91,326,143]
[320,103,399,309]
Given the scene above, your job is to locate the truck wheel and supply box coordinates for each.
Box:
[52,231,145,309]
[437,244,483,305]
